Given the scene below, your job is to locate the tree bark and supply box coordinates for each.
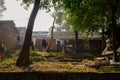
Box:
[101,28,106,51]
[16,0,40,66]
[111,0,119,62]
[74,30,79,53]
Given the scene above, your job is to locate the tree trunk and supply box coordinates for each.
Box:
[47,18,55,51]
[16,0,40,67]
[101,28,106,51]
[74,30,79,53]
[111,0,119,62]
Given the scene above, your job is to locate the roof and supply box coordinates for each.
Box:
[32,31,49,39]
[31,31,102,40]
[0,20,15,24]
[49,31,102,40]
[0,20,18,34]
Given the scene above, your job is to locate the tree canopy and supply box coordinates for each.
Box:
[51,0,72,32]
[52,0,120,33]
[20,0,51,10]
[16,0,120,33]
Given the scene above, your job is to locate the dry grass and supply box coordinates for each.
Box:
[0,50,120,73]
[30,62,96,72]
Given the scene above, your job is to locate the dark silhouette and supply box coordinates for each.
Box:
[42,39,48,51]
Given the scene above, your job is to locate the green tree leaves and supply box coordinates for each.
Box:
[58,0,120,33]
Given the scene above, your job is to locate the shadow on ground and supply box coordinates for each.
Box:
[0,72,120,80]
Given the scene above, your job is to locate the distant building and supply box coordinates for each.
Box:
[32,31,102,52]
[0,20,18,50]
[32,31,49,39]
[32,31,49,50]
[48,31,103,53]
[17,27,26,47]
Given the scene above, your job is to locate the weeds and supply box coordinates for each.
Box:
[1,50,120,73]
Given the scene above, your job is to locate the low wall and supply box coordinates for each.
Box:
[0,72,120,80]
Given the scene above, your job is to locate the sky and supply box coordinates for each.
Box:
[1,0,54,31]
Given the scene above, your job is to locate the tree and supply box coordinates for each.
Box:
[52,1,72,32]
[63,0,108,32]
[47,1,64,51]
[47,17,55,51]
[63,0,120,61]
[16,0,40,66]
[47,1,72,52]
[52,0,80,53]
[16,0,52,66]
[109,0,119,62]
[0,0,6,17]
[53,0,120,60]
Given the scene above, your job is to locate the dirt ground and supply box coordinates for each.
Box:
[0,51,120,80]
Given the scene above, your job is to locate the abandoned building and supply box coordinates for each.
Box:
[0,20,19,50]
[32,31,103,53]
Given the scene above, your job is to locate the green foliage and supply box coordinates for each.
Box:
[0,43,6,52]
[51,0,72,31]
[19,0,52,11]
[30,51,45,62]
[63,0,107,32]
[52,0,120,34]
[18,0,120,33]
